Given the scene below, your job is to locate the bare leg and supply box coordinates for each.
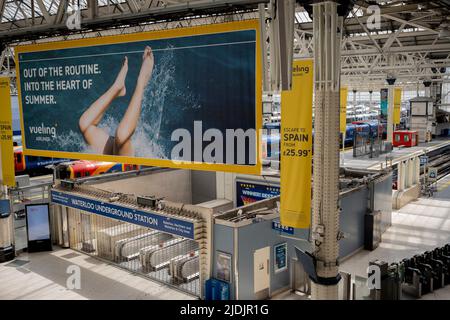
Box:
[115,47,154,155]
[117,139,134,156]
[79,57,128,153]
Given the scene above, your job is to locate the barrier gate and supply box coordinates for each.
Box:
[51,185,211,298]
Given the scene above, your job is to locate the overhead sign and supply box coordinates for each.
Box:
[280,59,313,228]
[16,21,262,175]
[340,87,348,134]
[428,167,438,182]
[51,190,195,239]
[236,180,280,207]
[380,88,388,120]
[0,77,15,187]
[420,155,428,165]
[394,87,402,125]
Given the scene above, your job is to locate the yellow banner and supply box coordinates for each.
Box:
[394,87,402,125]
[280,60,313,228]
[0,77,15,187]
[340,87,348,134]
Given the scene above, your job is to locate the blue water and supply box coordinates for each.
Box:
[18,29,257,164]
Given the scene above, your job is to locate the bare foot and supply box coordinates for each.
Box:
[137,46,154,88]
[112,56,128,97]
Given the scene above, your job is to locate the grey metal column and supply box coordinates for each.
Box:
[0,185,14,262]
[386,77,396,143]
[311,1,342,300]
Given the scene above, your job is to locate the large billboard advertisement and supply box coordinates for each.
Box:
[16,21,262,174]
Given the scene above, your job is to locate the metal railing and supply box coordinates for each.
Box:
[66,208,201,297]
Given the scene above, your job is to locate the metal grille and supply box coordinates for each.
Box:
[67,208,201,297]
[352,132,387,159]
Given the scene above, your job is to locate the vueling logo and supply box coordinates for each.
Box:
[293,65,310,76]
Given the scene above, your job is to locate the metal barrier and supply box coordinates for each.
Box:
[366,244,450,299]
[353,133,389,159]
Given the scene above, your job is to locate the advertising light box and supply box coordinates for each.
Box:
[26,203,52,252]
[16,21,262,175]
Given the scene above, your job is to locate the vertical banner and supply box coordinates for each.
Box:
[393,87,402,125]
[280,60,313,228]
[380,88,388,120]
[0,77,15,187]
[340,87,348,134]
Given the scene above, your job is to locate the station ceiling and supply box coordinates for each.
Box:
[1,0,450,90]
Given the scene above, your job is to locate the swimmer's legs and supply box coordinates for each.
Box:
[79,57,128,153]
[115,47,154,156]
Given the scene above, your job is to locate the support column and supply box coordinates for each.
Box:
[415,157,420,185]
[216,172,234,202]
[423,80,432,98]
[353,89,357,119]
[407,159,414,188]
[386,77,396,143]
[311,1,342,300]
[369,90,373,114]
[397,161,404,192]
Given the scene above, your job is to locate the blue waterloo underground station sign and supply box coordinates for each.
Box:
[51,190,195,239]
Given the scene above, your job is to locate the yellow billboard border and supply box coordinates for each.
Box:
[15,20,262,175]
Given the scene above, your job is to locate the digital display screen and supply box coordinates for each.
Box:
[26,204,50,241]
[0,199,11,214]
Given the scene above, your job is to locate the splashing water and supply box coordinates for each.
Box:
[53,129,89,153]
[51,44,202,159]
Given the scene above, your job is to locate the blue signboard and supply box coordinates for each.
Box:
[420,155,428,165]
[380,88,388,119]
[274,243,287,272]
[272,220,294,235]
[51,190,195,239]
[236,180,280,207]
[0,199,11,218]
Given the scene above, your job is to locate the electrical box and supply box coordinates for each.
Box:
[409,97,434,143]
[15,175,30,188]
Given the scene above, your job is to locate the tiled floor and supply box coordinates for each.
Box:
[341,175,450,300]
[0,248,196,300]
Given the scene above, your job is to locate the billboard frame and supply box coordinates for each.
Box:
[15,20,262,175]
